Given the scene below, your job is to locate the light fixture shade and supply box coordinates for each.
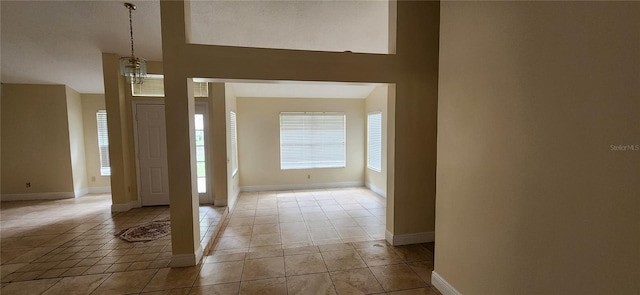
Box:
[119,56,147,84]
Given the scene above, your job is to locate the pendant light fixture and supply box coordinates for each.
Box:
[119,2,147,84]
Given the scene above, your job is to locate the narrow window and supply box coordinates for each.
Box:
[96,110,111,176]
[367,111,382,172]
[195,114,206,193]
[230,111,239,176]
[279,112,346,170]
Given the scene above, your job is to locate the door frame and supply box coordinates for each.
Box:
[194,102,212,204]
[132,100,212,206]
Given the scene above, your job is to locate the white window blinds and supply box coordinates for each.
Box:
[280,112,346,170]
[96,110,111,176]
[230,111,239,175]
[367,112,382,172]
[131,75,209,97]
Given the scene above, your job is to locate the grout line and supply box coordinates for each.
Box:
[2,188,391,293]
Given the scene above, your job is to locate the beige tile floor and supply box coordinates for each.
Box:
[0,193,224,294]
[1,188,440,294]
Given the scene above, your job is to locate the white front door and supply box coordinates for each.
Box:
[136,104,170,206]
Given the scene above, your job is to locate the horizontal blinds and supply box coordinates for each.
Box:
[193,82,209,98]
[131,77,164,96]
[96,110,111,176]
[230,111,239,175]
[131,75,208,97]
[367,112,382,172]
[280,112,346,170]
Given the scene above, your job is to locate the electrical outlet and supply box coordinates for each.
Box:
[91,176,96,182]
[26,182,31,188]
[307,174,311,179]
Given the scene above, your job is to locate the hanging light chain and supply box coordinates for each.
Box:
[120,2,146,84]
[129,6,135,58]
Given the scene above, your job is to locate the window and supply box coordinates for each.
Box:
[230,111,239,176]
[280,112,346,170]
[195,114,206,193]
[367,112,382,172]
[131,75,209,97]
[96,110,111,176]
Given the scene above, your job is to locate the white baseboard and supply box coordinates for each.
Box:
[88,186,111,194]
[228,189,240,211]
[432,271,462,295]
[385,230,394,244]
[170,244,204,267]
[74,188,89,198]
[111,200,141,212]
[385,230,435,246]
[212,187,242,208]
[365,182,386,198]
[0,192,74,201]
[240,181,364,192]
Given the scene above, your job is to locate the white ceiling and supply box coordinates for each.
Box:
[1,1,163,94]
[1,1,388,94]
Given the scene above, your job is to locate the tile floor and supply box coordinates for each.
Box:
[0,193,224,294]
[1,188,440,294]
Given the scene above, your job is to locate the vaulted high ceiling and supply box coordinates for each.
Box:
[1,1,388,95]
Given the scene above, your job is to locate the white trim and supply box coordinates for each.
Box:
[196,102,212,206]
[202,208,230,254]
[385,230,394,245]
[385,230,434,246]
[74,188,89,198]
[170,244,204,267]
[0,192,74,201]
[365,182,386,198]
[110,200,141,212]
[432,271,463,295]
[132,101,162,208]
[240,181,364,192]
[228,189,240,211]
[88,186,112,194]
[133,101,212,207]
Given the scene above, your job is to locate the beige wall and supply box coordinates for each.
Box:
[237,97,365,190]
[388,1,439,238]
[208,83,241,208]
[364,85,387,197]
[1,84,74,196]
[436,2,640,294]
[210,83,228,207]
[121,62,165,206]
[157,0,439,263]
[225,85,240,207]
[384,84,396,234]
[65,86,88,197]
[81,94,111,189]
[103,53,134,207]
[103,55,164,208]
